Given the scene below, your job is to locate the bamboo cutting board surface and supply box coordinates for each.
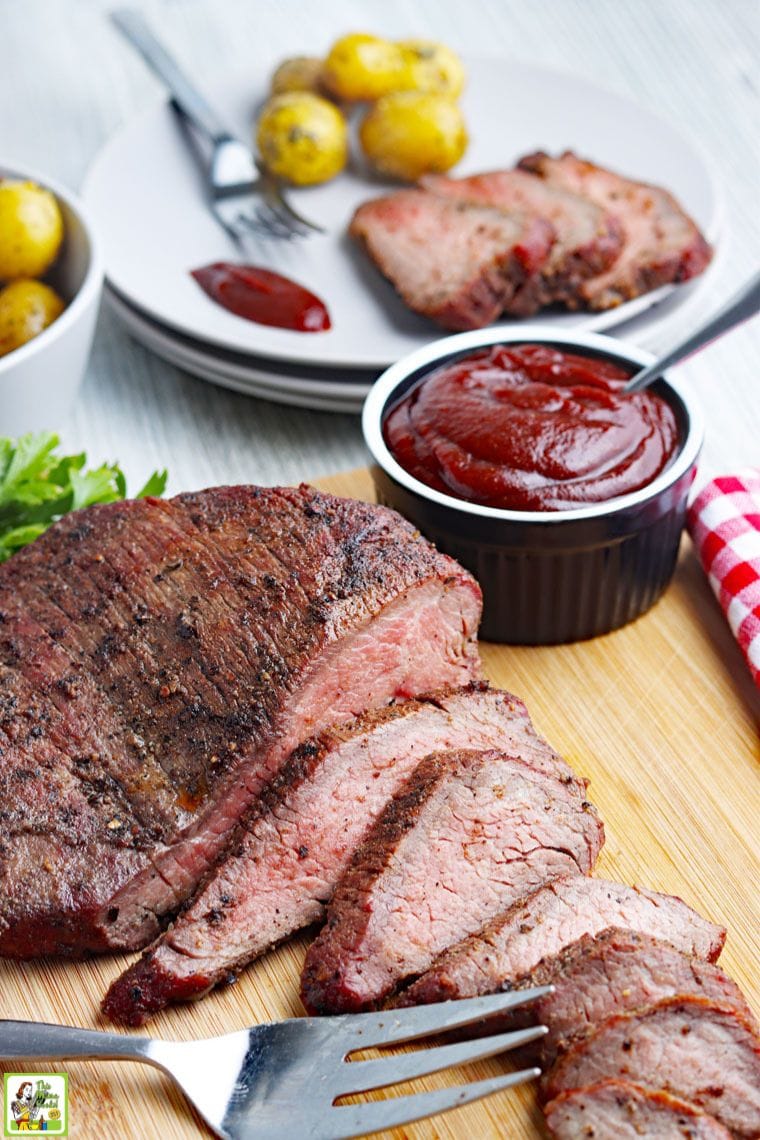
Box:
[2,466,758,1139]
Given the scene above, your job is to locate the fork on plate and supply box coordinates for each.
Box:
[111,8,323,243]
[0,988,550,1139]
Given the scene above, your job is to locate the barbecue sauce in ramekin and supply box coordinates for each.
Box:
[383,343,679,511]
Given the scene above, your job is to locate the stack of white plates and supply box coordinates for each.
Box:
[83,59,721,413]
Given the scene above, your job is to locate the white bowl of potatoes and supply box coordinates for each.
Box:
[0,164,103,434]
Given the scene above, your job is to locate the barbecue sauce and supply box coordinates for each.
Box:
[191,262,331,332]
[383,344,679,511]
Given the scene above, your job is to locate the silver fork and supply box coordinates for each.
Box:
[0,988,550,1139]
[110,8,324,243]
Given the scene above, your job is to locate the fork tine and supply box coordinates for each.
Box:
[259,193,312,238]
[270,194,322,236]
[329,1067,541,1138]
[234,209,293,241]
[254,203,300,240]
[337,1024,547,1096]
[336,986,554,1050]
[256,158,325,234]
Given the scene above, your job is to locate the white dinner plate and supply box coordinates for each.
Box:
[106,287,370,413]
[84,58,721,371]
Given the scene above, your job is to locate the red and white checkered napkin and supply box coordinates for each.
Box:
[687,467,760,689]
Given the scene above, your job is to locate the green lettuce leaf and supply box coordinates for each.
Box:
[0,433,169,562]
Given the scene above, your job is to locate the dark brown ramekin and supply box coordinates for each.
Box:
[362,327,703,644]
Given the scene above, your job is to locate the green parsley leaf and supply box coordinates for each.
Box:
[0,433,169,562]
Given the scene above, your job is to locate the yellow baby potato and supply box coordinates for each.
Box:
[0,180,64,281]
[256,93,348,185]
[321,33,406,101]
[397,39,466,98]
[270,56,326,96]
[0,279,65,356]
[359,91,468,181]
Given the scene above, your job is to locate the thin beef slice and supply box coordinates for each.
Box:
[544,1080,732,1139]
[541,995,760,1138]
[528,927,757,1066]
[103,684,576,1024]
[398,876,725,1007]
[349,188,554,330]
[517,150,712,309]
[423,168,623,311]
[300,748,603,1013]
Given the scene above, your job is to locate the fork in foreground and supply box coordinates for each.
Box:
[111,7,323,242]
[0,988,551,1139]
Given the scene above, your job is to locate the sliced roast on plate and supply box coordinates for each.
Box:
[350,151,712,328]
[517,150,713,309]
[349,188,554,330]
[397,875,726,1007]
[300,748,603,1014]
[525,927,755,1066]
[423,168,623,312]
[104,683,576,1024]
[541,995,760,1137]
[544,1080,733,1140]
[0,484,482,958]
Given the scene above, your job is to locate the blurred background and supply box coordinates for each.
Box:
[2,0,758,492]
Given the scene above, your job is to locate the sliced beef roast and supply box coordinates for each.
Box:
[349,189,554,330]
[300,748,603,1013]
[517,150,713,309]
[544,1080,733,1140]
[398,876,725,1007]
[541,995,760,1137]
[423,168,623,312]
[0,485,482,958]
[526,927,755,1066]
[103,684,576,1024]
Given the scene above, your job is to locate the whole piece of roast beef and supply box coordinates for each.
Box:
[300,748,603,1014]
[104,684,576,1024]
[0,485,482,958]
[349,188,554,330]
[517,150,713,309]
[544,1080,733,1140]
[541,995,760,1137]
[398,875,726,1007]
[423,168,623,312]
[526,927,755,1067]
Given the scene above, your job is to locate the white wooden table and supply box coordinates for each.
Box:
[2,0,759,494]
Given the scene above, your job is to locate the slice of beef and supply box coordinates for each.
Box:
[398,875,725,1008]
[541,995,760,1137]
[529,928,755,1066]
[517,151,713,309]
[103,683,578,1025]
[0,484,482,958]
[300,748,603,1014]
[544,1080,733,1139]
[349,188,554,330]
[423,169,623,312]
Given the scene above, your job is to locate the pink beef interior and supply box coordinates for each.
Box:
[301,749,603,1013]
[542,996,760,1137]
[103,575,482,948]
[399,875,726,1006]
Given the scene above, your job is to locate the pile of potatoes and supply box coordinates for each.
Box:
[257,33,468,185]
[0,180,65,358]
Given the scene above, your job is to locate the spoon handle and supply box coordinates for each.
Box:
[624,269,760,393]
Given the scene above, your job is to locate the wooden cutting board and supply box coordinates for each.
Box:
[2,467,758,1139]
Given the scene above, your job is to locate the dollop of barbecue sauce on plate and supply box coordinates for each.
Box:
[191,262,331,332]
[383,344,679,511]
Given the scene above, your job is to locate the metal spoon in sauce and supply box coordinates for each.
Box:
[623,269,760,394]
